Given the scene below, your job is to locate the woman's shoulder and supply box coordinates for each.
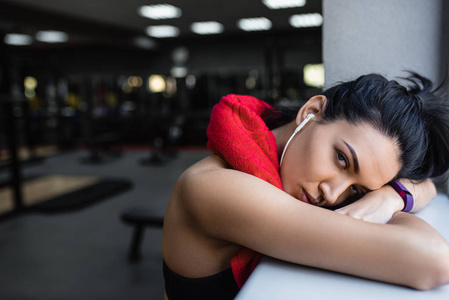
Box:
[179,154,230,186]
[187,154,230,173]
[174,154,229,203]
[175,153,275,219]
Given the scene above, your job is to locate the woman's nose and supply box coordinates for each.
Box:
[319,180,352,206]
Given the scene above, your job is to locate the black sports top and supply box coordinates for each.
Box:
[163,260,240,300]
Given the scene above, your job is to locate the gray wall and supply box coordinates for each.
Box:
[322,0,449,192]
[323,0,446,88]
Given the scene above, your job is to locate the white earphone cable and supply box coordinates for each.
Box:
[279,113,315,167]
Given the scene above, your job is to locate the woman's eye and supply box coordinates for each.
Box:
[351,185,367,198]
[337,151,348,169]
[351,185,361,195]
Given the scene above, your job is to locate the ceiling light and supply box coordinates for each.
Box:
[289,13,323,28]
[134,37,157,49]
[262,0,306,9]
[303,64,324,87]
[127,76,143,88]
[185,75,196,89]
[148,75,166,93]
[237,17,272,32]
[36,30,69,43]
[171,66,188,78]
[146,25,180,38]
[24,76,38,90]
[138,4,182,20]
[4,33,32,46]
[191,21,224,35]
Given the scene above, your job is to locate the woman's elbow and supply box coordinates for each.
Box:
[410,244,449,290]
[412,265,449,291]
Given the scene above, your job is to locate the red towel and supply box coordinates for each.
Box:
[207,94,284,288]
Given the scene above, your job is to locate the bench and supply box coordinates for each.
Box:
[120,207,164,262]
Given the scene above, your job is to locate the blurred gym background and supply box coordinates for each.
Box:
[0,1,324,299]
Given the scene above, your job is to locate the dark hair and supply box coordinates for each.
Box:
[266,72,449,181]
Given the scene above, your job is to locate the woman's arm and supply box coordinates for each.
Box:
[182,167,449,290]
[336,178,436,223]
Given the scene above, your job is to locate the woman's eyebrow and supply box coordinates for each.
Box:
[343,140,359,174]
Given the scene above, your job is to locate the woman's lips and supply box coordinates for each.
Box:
[300,190,318,206]
[300,190,312,205]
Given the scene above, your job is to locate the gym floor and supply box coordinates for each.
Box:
[0,148,210,300]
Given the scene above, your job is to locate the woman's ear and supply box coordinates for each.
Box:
[295,95,327,125]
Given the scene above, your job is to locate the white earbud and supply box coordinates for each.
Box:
[279,113,315,167]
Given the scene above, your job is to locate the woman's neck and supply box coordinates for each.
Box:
[272,121,297,160]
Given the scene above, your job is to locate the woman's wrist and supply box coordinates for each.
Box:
[388,180,414,212]
[381,184,408,212]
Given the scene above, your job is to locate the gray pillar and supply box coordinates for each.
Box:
[322,0,449,193]
[323,0,446,88]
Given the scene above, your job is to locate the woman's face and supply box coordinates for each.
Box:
[279,119,401,207]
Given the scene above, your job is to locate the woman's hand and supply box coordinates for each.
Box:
[335,178,437,223]
[335,185,404,223]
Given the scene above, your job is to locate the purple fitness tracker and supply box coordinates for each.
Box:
[389,180,414,212]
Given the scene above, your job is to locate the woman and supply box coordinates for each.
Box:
[162,73,449,300]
